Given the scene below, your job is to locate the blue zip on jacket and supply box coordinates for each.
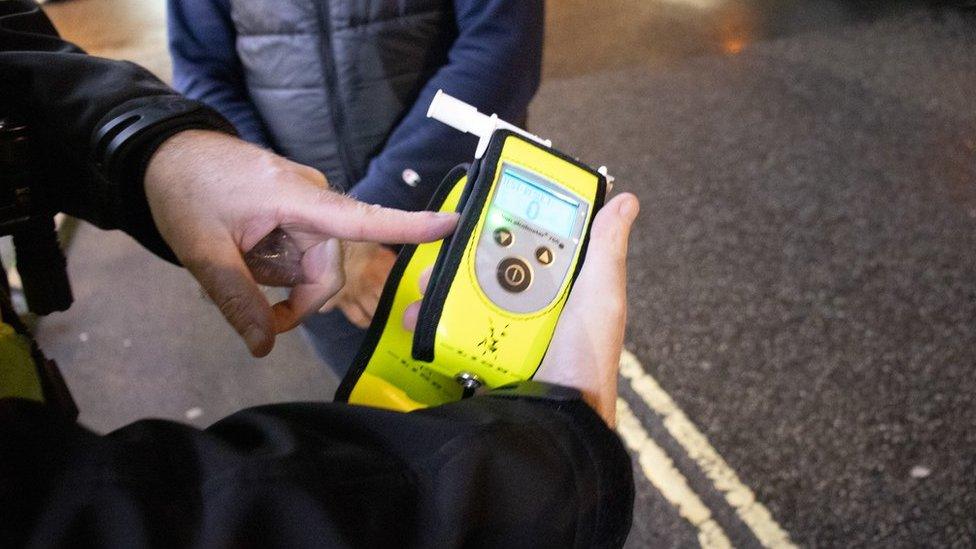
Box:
[167,0,544,213]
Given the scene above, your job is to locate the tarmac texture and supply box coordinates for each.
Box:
[532,6,976,547]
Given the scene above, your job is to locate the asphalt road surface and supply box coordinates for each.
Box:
[533,4,976,547]
[33,2,976,547]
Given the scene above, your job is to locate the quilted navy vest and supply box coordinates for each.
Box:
[230,0,454,190]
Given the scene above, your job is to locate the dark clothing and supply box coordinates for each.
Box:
[167,0,269,148]
[301,308,366,378]
[1,389,632,548]
[168,0,543,210]
[0,3,634,548]
[0,0,228,263]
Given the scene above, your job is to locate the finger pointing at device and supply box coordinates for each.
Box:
[144,130,458,357]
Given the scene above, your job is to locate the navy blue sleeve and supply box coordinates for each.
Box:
[348,0,544,212]
[167,0,271,147]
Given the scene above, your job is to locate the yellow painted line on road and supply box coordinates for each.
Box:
[616,398,733,549]
[620,350,797,549]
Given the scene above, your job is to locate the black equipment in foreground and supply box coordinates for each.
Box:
[0,117,73,315]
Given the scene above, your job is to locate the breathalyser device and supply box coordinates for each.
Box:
[336,91,610,411]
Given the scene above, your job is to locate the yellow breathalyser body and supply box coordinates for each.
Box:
[336,93,608,412]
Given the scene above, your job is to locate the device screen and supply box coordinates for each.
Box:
[493,168,580,237]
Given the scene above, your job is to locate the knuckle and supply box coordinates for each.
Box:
[264,155,326,190]
[594,220,621,245]
[305,167,329,188]
[290,164,329,189]
[602,297,627,320]
[592,226,628,262]
[333,267,346,290]
[255,150,287,176]
[216,293,254,327]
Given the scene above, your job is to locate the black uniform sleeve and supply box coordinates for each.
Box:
[0,1,234,261]
[0,392,633,548]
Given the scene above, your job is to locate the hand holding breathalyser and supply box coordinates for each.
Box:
[411,91,611,390]
[336,91,623,411]
[144,130,457,357]
[402,192,640,426]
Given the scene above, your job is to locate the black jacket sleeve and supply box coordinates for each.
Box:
[0,390,633,548]
[0,0,234,261]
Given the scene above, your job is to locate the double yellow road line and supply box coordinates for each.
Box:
[616,350,796,548]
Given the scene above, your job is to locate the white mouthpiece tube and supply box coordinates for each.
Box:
[427,90,494,139]
[427,89,551,158]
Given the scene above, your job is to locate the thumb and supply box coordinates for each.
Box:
[560,191,640,327]
[273,238,345,332]
[577,193,640,292]
[535,192,639,426]
[183,234,276,357]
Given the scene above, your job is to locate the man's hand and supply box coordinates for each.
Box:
[144,130,457,357]
[534,193,639,426]
[403,193,639,426]
[321,241,397,328]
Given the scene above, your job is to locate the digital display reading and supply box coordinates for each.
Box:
[493,168,579,237]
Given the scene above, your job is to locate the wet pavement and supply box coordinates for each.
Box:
[32,1,976,546]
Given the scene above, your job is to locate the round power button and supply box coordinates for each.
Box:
[497,257,532,293]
